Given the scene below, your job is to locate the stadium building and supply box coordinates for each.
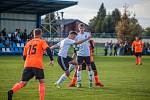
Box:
[0,0,77,34]
[0,0,77,55]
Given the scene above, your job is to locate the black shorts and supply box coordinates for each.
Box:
[77,56,91,65]
[82,61,97,70]
[21,67,44,81]
[57,56,73,71]
[135,52,142,57]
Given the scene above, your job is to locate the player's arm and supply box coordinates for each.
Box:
[50,42,60,50]
[42,41,54,62]
[23,45,28,61]
[75,35,91,45]
[46,47,54,61]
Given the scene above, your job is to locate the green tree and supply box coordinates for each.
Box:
[111,8,121,32]
[103,15,114,33]
[95,3,106,33]
[143,27,150,37]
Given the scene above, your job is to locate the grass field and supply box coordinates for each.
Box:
[0,56,150,100]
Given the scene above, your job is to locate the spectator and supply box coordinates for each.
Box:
[108,40,113,56]
[1,28,6,37]
[104,42,108,56]
[114,42,119,56]
[4,37,10,47]
[21,29,27,42]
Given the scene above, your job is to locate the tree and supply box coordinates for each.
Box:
[88,16,97,32]
[103,15,114,33]
[111,8,121,32]
[88,3,106,33]
[115,6,143,43]
[143,27,150,37]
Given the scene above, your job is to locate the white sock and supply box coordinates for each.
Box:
[56,73,67,85]
[88,70,93,83]
[77,70,81,83]
[69,64,75,72]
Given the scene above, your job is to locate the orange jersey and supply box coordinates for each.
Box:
[23,37,49,69]
[89,40,94,62]
[90,47,94,62]
[132,40,144,53]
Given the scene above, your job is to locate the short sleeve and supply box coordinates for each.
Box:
[68,39,75,45]
[42,40,49,50]
[23,44,28,56]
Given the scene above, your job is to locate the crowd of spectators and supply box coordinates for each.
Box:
[104,40,150,56]
[0,28,34,48]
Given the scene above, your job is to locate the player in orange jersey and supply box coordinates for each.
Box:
[69,40,104,87]
[132,36,144,65]
[8,28,54,100]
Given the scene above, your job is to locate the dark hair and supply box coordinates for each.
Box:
[34,28,42,36]
[78,23,85,28]
[69,31,77,35]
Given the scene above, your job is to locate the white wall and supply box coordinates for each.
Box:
[0,13,37,34]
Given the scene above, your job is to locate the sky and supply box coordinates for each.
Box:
[59,0,150,28]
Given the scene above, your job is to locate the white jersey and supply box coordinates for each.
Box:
[57,38,75,58]
[76,32,90,56]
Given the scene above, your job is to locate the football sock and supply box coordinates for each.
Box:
[136,57,139,64]
[77,70,81,84]
[93,70,100,83]
[138,57,142,64]
[11,82,25,93]
[69,64,75,72]
[39,83,45,100]
[56,73,67,85]
[88,70,93,83]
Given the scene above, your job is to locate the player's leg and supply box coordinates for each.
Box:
[55,56,74,87]
[34,68,45,100]
[68,62,83,87]
[138,53,142,65]
[85,56,93,88]
[8,68,33,100]
[39,79,45,100]
[135,53,139,65]
[68,67,77,87]
[91,62,104,87]
[77,56,84,88]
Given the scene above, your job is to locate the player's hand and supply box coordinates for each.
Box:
[49,60,54,66]
[87,35,91,40]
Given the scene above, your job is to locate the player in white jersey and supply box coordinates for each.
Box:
[50,31,91,88]
[76,23,93,88]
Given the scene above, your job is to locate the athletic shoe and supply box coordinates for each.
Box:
[89,82,93,88]
[54,83,61,88]
[77,83,81,88]
[68,83,76,87]
[8,90,13,100]
[139,63,142,65]
[95,82,104,87]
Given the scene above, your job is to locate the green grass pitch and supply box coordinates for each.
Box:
[0,56,150,100]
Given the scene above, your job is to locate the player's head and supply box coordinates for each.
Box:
[33,28,42,37]
[78,23,85,33]
[68,31,77,40]
[135,36,140,41]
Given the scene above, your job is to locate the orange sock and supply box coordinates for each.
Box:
[71,77,77,84]
[136,57,139,64]
[39,83,45,100]
[12,82,25,93]
[93,70,100,83]
[138,57,142,64]
[94,75,100,83]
